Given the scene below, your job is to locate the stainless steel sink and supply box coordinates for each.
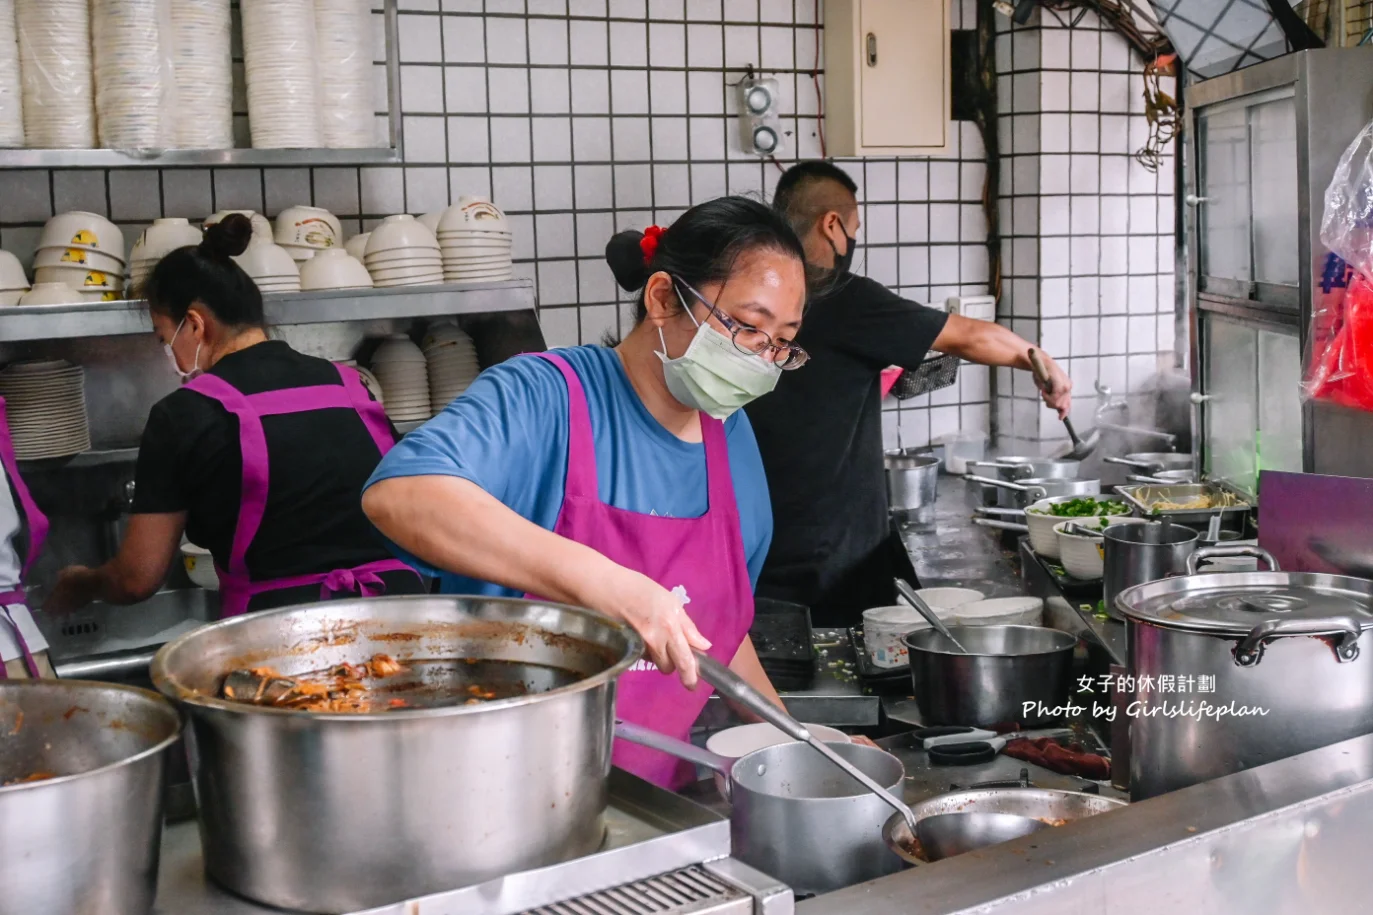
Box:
[35,588,219,678]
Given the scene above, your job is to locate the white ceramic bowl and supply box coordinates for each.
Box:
[205,210,274,248]
[910,588,984,611]
[19,282,84,306]
[368,267,445,282]
[364,214,440,257]
[953,596,1045,627]
[33,265,122,290]
[863,604,954,669]
[274,205,343,249]
[300,249,374,291]
[416,211,444,235]
[1053,517,1147,580]
[344,233,370,260]
[32,246,124,273]
[371,335,427,366]
[0,250,27,289]
[233,243,300,281]
[132,218,203,264]
[0,292,23,307]
[1025,496,1135,560]
[181,541,219,591]
[705,723,850,796]
[40,211,125,262]
[437,197,509,235]
[364,252,444,268]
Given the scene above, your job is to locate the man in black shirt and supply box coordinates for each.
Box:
[745,161,1073,626]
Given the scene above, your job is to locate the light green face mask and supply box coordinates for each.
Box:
[656,289,782,420]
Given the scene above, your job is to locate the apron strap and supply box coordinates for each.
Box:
[336,363,399,456]
[185,374,269,580]
[534,353,599,501]
[216,558,420,617]
[0,605,41,679]
[700,415,733,519]
[0,397,50,579]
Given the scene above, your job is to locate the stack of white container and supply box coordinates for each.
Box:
[92,0,172,149]
[32,211,125,301]
[169,0,232,149]
[0,250,29,304]
[364,215,443,288]
[16,0,96,148]
[129,217,202,296]
[315,0,375,148]
[438,198,514,284]
[422,323,481,414]
[369,336,431,423]
[239,0,321,148]
[0,0,23,147]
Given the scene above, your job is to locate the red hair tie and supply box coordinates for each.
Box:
[640,225,665,265]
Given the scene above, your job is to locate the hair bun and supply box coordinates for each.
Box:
[201,212,253,260]
[605,230,651,292]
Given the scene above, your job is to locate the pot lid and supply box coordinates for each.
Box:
[1117,572,1373,635]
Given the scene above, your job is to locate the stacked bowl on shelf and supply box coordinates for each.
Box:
[315,0,375,148]
[16,0,96,148]
[422,323,481,414]
[234,242,300,294]
[0,251,29,305]
[275,205,343,263]
[239,0,321,149]
[32,212,126,302]
[344,233,370,261]
[300,249,372,291]
[368,335,430,423]
[91,0,170,149]
[129,218,202,296]
[168,0,233,149]
[438,198,514,284]
[363,215,443,288]
[0,360,90,460]
[0,0,23,147]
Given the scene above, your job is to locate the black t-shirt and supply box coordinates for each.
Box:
[745,274,948,625]
[133,340,423,608]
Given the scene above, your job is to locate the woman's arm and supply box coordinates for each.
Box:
[44,512,186,613]
[725,635,785,719]
[362,475,711,686]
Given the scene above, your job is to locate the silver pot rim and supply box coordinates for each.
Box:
[0,679,181,794]
[150,594,645,722]
[1114,570,1373,635]
[903,624,1077,658]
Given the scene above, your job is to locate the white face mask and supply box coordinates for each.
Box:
[655,288,782,420]
[164,317,203,382]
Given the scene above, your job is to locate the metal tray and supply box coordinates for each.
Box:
[1114,482,1252,528]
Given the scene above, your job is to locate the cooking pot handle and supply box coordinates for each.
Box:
[1186,545,1279,576]
[1104,456,1149,469]
[613,720,736,778]
[1235,616,1362,667]
[964,474,1027,492]
[973,518,1029,533]
[974,506,1026,518]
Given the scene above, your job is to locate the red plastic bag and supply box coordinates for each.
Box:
[1307,260,1373,411]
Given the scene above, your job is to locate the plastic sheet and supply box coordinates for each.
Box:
[16,0,95,149]
[315,0,376,148]
[241,0,321,148]
[0,0,22,147]
[169,0,231,149]
[92,0,177,150]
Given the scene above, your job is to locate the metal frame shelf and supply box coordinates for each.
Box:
[0,279,536,343]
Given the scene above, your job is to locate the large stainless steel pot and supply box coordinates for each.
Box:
[151,596,642,914]
[904,625,1077,727]
[964,474,1101,510]
[968,457,1082,482]
[0,680,180,915]
[1102,521,1199,621]
[885,449,939,525]
[1116,545,1373,801]
[615,722,905,895]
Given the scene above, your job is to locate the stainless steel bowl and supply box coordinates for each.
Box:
[0,679,181,915]
[151,595,643,914]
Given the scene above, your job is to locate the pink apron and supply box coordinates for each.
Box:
[0,396,50,678]
[528,353,755,788]
[185,365,421,617]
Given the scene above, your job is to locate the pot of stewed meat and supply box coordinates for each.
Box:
[150,595,643,914]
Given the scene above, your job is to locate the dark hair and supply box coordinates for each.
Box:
[604,196,805,331]
[144,213,265,327]
[772,160,859,237]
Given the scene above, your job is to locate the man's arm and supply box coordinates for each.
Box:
[930,314,1072,418]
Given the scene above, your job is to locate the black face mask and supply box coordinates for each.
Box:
[829,228,858,276]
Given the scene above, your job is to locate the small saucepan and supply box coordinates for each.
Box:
[964,475,1101,510]
[614,721,905,895]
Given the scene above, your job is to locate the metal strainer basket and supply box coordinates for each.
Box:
[892,353,960,399]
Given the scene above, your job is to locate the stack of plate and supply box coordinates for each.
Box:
[0,360,90,460]
[169,0,232,149]
[315,0,375,148]
[0,0,23,147]
[369,335,430,422]
[438,198,513,284]
[128,217,201,296]
[34,211,126,299]
[234,242,300,293]
[92,0,170,149]
[363,215,442,288]
[240,0,321,148]
[16,0,95,148]
[422,323,480,413]
[0,250,29,306]
[275,205,343,262]
[336,359,384,406]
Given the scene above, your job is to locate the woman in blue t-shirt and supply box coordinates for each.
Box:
[363,198,809,779]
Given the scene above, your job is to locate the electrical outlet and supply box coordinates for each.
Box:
[737,76,783,157]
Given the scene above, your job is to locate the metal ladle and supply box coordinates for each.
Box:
[1028,348,1099,460]
[694,652,920,834]
[894,578,968,654]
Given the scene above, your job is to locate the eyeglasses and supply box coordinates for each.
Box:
[674,277,809,370]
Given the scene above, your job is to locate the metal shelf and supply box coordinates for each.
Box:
[0,146,402,169]
[0,280,535,343]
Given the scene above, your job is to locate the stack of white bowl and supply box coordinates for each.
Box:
[129,218,202,296]
[368,335,430,422]
[205,210,274,248]
[275,205,343,263]
[234,243,300,293]
[422,323,480,413]
[16,0,95,148]
[240,0,321,148]
[438,198,513,284]
[363,215,442,288]
[19,283,86,305]
[300,249,372,291]
[0,251,29,305]
[416,212,443,236]
[169,0,232,149]
[92,0,171,149]
[315,0,375,148]
[343,233,369,261]
[0,360,90,460]
[34,211,125,300]
[0,0,24,147]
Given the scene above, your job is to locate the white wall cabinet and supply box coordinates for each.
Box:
[824,0,950,157]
